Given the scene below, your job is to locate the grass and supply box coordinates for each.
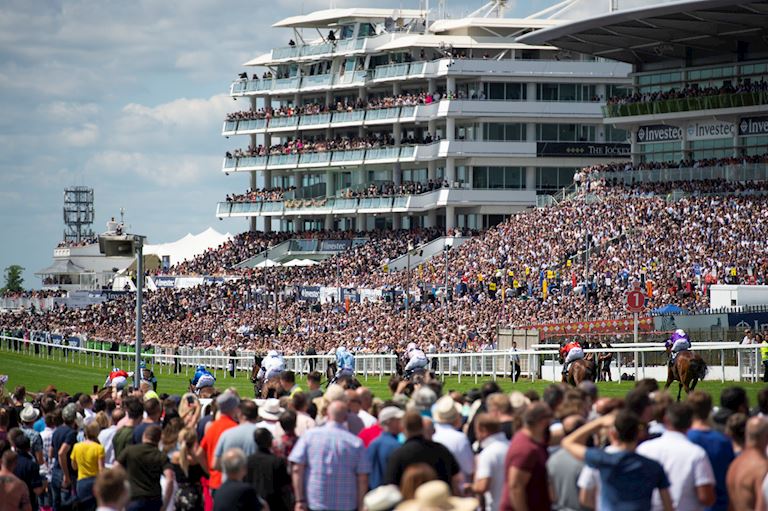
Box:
[1,348,766,403]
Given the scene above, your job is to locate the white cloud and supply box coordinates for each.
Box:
[39,101,100,122]
[61,123,100,147]
[85,150,218,186]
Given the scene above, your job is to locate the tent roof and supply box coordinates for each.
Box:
[144,227,232,267]
[273,8,426,28]
[35,259,88,276]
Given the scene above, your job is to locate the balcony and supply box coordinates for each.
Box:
[221,145,426,173]
[216,188,536,218]
[593,163,768,184]
[602,91,768,118]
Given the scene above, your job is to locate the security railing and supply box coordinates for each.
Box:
[603,90,768,117]
[222,145,421,172]
[2,333,765,384]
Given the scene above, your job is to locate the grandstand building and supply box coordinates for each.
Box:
[217,1,632,233]
[521,0,768,173]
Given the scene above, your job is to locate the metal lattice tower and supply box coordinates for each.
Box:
[63,186,95,244]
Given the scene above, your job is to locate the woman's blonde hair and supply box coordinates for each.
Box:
[177,428,198,476]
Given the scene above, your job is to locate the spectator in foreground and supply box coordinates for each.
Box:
[687,390,735,511]
[366,406,404,490]
[245,428,291,511]
[70,422,105,511]
[213,448,261,511]
[384,410,459,490]
[51,403,79,510]
[546,415,585,511]
[500,402,552,511]
[116,425,174,511]
[93,467,130,511]
[432,396,475,483]
[726,417,768,511]
[562,410,673,511]
[289,400,369,511]
[198,390,240,494]
[1,450,32,511]
[472,413,510,511]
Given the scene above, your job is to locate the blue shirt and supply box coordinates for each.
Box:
[688,429,734,511]
[366,432,401,490]
[585,447,669,511]
[288,422,370,511]
[337,352,355,371]
[51,425,78,475]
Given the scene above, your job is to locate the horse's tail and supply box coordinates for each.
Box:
[690,356,708,381]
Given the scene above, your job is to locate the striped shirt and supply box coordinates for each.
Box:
[289,422,370,511]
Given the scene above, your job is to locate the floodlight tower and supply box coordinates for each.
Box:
[63,187,95,244]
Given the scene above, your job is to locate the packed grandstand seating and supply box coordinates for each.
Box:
[606,78,768,105]
[5,155,768,351]
[340,180,449,198]
[225,134,408,158]
[225,187,295,203]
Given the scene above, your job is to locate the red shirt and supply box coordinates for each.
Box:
[358,424,382,447]
[500,430,550,511]
[199,414,238,489]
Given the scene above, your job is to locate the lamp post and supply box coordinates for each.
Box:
[444,237,453,324]
[405,241,414,343]
[99,232,145,388]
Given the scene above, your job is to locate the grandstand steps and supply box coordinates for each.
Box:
[386,235,469,272]
[234,240,292,269]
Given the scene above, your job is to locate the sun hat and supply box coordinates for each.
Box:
[258,398,284,421]
[20,404,40,423]
[364,485,403,511]
[432,396,461,424]
[396,481,478,511]
[378,406,405,424]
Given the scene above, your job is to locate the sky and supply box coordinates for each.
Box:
[0,0,675,288]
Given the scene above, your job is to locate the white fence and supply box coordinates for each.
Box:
[1,334,766,385]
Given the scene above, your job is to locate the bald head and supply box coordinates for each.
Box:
[328,400,349,424]
[746,416,768,449]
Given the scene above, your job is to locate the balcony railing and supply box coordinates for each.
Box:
[603,91,768,118]
[222,146,423,172]
[593,163,768,184]
[269,38,368,61]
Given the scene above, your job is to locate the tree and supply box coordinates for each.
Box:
[1,265,25,295]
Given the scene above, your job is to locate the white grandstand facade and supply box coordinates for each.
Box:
[217,1,633,233]
[522,0,768,171]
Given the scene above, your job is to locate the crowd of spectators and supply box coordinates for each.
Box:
[4,369,768,511]
[56,238,97,248]
[225,188,295,203]
[226,135,397,159]
[607,78,768,105]
[340,180,449,198]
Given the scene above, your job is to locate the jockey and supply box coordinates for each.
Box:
[104,367,129,390]
[560,339,584,375]
[257,350,285,382]
[665,329,691,365]
[335,346,355,379]
[404,342,429,374]
[139,360,158,390]
[190,364,216,391]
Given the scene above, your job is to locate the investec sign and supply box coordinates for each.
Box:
[686,120,737,141]
[739,116,768,136]
[636,125,682,143]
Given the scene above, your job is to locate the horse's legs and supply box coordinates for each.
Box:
[677,381,683,402]
[664,367,674,390]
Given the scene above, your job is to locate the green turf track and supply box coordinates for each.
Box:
[0,349,766,404]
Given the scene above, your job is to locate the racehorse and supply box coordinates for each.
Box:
[562,358,596,386]
[325,361,362,389]
[188,384,218,399]
[664,350,707,401]
[250,358,282,399]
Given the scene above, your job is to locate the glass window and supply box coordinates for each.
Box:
[506,83,525,100]
[538,83,558,101]
[638,142,680,163]
[536,167,576,192]
[559,83,577,101]
[538,124,559,141]
[691,138,733,160]
[505,124,523,141]
[488,82,505,100]
[559,124,577,141]
[742,135,768,156]
[488,167,505,189]
[504,167,524,189]
[605,125,628,143]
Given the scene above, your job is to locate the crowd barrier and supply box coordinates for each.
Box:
[2,333,767,386]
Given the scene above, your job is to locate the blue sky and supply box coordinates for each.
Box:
[0,0,667,288]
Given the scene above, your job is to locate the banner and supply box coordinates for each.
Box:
[154,276,177,288]
[299,286,321,302]
[526,317,654,338]
[341,287,361,303]
[203,277,225,285]
[686,120,736,141]
[536,142,630,157]
[739,116,768,136]
[320,239,352,252]
[636,124,683,143]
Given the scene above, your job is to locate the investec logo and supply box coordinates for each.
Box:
[739,117,768,136]
[636,125,682,143]
[686,121,736,140]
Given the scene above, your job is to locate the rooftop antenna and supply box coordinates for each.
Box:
[120,207,125,226]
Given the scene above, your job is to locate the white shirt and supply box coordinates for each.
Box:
[510,348,520,363]
[475,432,509,511]
[357,410,377,429]
[98,426,118,467]
[636,430,715,511]
[432,422,475,478]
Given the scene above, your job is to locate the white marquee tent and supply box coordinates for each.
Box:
[144,227,232,267]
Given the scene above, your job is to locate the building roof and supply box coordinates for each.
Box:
[36,259,88,276]
[273,8,426,28]
[375,35,553,52]
[429,17,560,35]
[518,0,768,65]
